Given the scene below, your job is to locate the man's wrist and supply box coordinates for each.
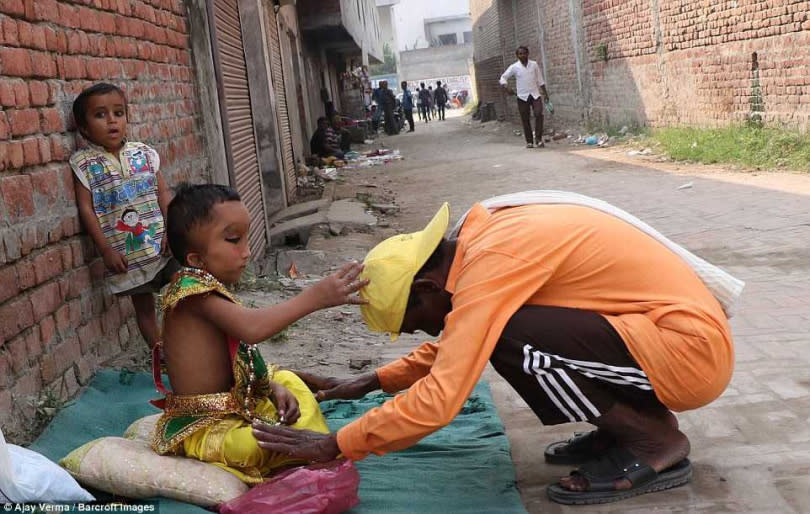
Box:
[361,371,381,394]
[320,433,341,461]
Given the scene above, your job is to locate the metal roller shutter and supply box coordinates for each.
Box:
[210,0,267,257]
[264,4,297,203]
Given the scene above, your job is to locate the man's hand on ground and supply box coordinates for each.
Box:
[294,370,380,402]
[252,423,341,463]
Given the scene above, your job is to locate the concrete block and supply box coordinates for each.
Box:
[326,200,377,229]
[329,224,346,236]
[276,250,329,277]
[268,211,328,246]
[370,203,399,214]
[269,198,331,226]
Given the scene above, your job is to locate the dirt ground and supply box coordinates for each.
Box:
[108,110,810,513]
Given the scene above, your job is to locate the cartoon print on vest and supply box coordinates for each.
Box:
[88,159,105,178]
[116,207,160,255]
[128,149,150,174]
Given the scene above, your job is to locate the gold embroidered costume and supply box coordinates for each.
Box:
[151,268,329,483]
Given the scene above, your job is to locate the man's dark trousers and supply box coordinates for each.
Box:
[404,109,414,131]
[517,95,544,144]
[383,107,397,135]
[436,103,445,120]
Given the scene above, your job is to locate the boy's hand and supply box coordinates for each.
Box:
[308,261,369,309]
[160,236,171,256]
[270,383,300,425]
[101,248,128,274]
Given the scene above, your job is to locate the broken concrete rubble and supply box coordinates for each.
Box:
[269,199,330,226]
[267,211,328,246]
[326,199,377,229]
[276,250,329,277]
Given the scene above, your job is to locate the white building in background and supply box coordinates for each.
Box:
[374,0,473,96]
[376,0,400,54]
[390,0,471,52]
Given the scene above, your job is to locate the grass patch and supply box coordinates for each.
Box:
[648,126,810,171]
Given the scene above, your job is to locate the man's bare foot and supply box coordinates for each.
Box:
[558,403,690,492]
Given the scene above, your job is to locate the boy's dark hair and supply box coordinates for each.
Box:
[436,81,442,86]
[121,207,137,220]
[420,82,425,88]
[72,83,127,130]
[516,45,529,54]
[166,183,241,265]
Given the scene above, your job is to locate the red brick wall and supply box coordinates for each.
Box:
[0,0,208,441]
[584,0,655,60]
[472,0,810,130]
[538,0,585,126]
[470,0,506,117]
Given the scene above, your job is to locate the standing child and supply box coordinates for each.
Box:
[70,83,178,351]
[151,184,368,482]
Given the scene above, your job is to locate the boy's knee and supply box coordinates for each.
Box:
[273,369,299,386]
[222,428,264,467]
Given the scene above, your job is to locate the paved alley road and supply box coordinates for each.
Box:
[368,113,810,513]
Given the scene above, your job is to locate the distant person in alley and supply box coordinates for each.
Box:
[418,83,432,123]
[400,81,415,132]
[378,80,398,135]
[310,117,344,159]
[434,81,448,121]
[500,46,549,148]
[252,191,741,506]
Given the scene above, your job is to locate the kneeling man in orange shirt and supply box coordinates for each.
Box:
[252,197,736,505]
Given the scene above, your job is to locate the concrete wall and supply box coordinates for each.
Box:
[391,0,471,52]
[0,0,209,441]
[399,43,474,86]
[471,0,810,130]
[341,0,383,63]
[426,18,472,46]
[377,3,397,54]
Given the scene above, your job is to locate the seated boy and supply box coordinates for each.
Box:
[151,183,367,483]
[330,115,352,153]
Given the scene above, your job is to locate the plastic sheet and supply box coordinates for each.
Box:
[0,429,94,503]
[219,459,360,514]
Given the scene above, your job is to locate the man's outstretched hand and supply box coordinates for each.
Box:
[294,371,380,402]
[252,423,341,463]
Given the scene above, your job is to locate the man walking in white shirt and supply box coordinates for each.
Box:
[500,46,549,148]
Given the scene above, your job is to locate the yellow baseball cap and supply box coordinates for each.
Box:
[360,202,450,340]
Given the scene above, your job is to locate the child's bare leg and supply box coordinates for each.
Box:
[131,293,159,349]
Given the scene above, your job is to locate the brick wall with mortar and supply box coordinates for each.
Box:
[470,0,506,118]
[471,0,810,130]
[0,0,209,442]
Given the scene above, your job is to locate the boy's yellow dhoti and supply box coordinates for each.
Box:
[151,268,329,484]
[181,371,328,483]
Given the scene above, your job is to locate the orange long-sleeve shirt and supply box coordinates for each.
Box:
[336,204,734,461]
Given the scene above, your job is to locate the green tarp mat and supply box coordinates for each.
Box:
[30,369,526,514]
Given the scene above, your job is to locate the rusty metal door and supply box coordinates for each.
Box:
[264,4,297,203]
[209,0,267,257]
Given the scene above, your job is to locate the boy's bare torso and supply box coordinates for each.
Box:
[163,297,234,395]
